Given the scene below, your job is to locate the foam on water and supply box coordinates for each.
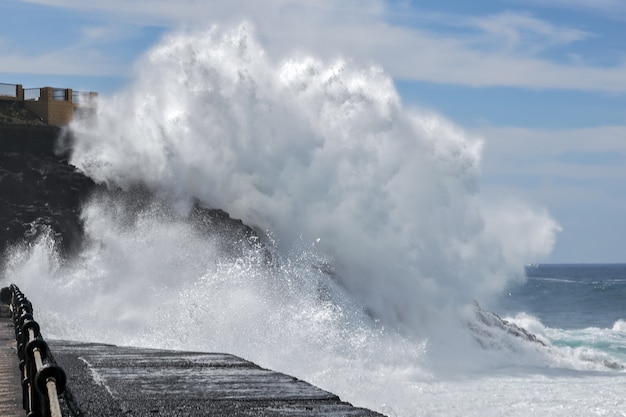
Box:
[505,313,626,368]
[3,24,623,416]
[613,319,626,332]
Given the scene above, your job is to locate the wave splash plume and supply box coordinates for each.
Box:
[2,24,582,417]
[71,23,557,328]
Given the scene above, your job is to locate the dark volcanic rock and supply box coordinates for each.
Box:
[0,123,265,261]
[0,124,61,154]
[0,136,95,256]
[464,301,548,352]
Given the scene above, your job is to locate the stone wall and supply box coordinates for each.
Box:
[25,99,75,127]
[23,87,76,126]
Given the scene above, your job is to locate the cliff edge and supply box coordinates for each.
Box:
[0,105,262,260]
[0,119,94,256]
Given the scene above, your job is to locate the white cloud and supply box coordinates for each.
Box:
[81,24,138,43]
[472,124,626,262]
[474,125,626,202]
[469,11,593,54]
[0,44,124,76]
[476,125,626,159]
[521,0,626,19]
[15,0,626,91]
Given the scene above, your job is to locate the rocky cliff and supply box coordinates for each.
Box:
[0,122,94,256]
[0,109,261,261]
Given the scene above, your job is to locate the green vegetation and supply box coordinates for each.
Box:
[0,101,45,125]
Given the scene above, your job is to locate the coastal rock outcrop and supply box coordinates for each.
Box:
[460,300,552,356]
[0,119,263,261]
[0,125,94,256]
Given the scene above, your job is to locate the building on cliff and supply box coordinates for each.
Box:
[0,82,97,126]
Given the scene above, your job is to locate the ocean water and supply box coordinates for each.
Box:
[498,264,626,365]
[2,24,626,416]
[503,264,626,330]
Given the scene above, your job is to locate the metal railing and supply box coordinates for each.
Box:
[52,88,67,101]
[24,88,41,101]
[0,83,18,98]
[1,284,67,417]
[72,91,97,107]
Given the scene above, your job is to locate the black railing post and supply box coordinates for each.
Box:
[1,284,67,417]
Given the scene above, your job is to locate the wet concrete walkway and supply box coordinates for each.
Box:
[0,285,384,417]
[0,317,25,417]
[49,340,384,417]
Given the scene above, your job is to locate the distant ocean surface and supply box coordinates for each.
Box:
[496,263,626,365]
[501,264,626,329]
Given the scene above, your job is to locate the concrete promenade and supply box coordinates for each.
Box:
[0,327,384,416]
[1,286,385,417]
[0,317,25,417]
[49,340,384,417]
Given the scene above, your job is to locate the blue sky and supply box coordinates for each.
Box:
[1,0,625,263]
